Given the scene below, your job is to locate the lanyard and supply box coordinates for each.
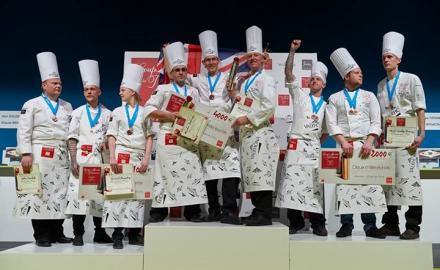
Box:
[41,93,59,116]
[309,95,324,114]
[208,73,221,94]
[244,70,262,94]
[125,104,139,129]
[386,70,401,103]
[86,104,102,128]
[172,82,188,97]
[343,88,359,109]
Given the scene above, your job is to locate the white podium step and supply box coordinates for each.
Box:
[144,221,289,270]
[290,232,433,270]
[0,242,143,270]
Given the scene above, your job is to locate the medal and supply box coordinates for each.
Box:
[86,104,102,130]
[343,88,359,116]
[52,117,58,122]
[127,128,133,135]
[208,73,221,101]
[311,114,319,121]
[125,103,139,136]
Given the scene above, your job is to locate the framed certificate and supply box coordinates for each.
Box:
[318,148,396,185]
[230,95,254,119]
[173,106,208,143]
[200,110,234,150]
[166,93,186,113]
[103,164,135,200]
[384,116,417,147]
[79,165,104,201]
[14,164,42,195]
[134,167,154,200]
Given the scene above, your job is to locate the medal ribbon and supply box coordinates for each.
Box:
[41,93,59,116]
[309,95,324,114]
[172,82,188,97]
[343,88,359,109]
[86,104,102,128]
[244,70,262,94]
[125,104,139,129]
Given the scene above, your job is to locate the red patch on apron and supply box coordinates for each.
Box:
[41,147,55,158]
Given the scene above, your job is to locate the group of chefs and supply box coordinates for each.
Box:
[15,25,426,249]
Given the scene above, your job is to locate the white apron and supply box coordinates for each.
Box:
[377,72,425,206]
[144,83,208,207]
[335,140,387,214]
[65,104,111,216]
[15,96,72,219]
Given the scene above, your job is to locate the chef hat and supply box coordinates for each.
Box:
[120,63,144,93]
[382,31,405,59]
[199,30,218,60]
[311,61,328,84]
[246,25,263,54]
[37,52,60,82]
[330,48,360,78]
[165,42,186,70]
[78,59,100,88]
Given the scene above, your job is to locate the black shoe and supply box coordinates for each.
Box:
[204,211,221,222]
[336,224,353,238]
[377,225,401,237]
[244,214,272,226]
[312,225,328,237]
[185,213,204,223]
[128,235,144,246]
[72,235,84,246]
[400,229,420,240]
[289,224,305,235]
[149,213,166,223]
[36,240,52,247]
[93,230,113,244]
[220,212,242,225]
[113,238,123,249]
[51,236,73,244]
[366,227,386,239]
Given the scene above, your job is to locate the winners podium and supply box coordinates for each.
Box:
[0,221,433,270]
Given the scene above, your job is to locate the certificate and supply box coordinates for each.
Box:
[165,93,186,113]
[384,116,417,147]
[103,164,135,200]
[79,165,104,201]
[230,95,254,119]
[173,106,208,143]
[14,164,42,195]
[201,110,234,150]
[134,167,154,200]
[319,148,396,185]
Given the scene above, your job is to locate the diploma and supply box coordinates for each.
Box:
[384,116,418,147]
[200,110,234,150]
[14,164,42,195]
[79,165,104,201]
[173,106,208,143]
[103,164,135,199]
[230,95,254,119]
[319,148,396,185]
[134,167,154,200]
[165,93,187,113]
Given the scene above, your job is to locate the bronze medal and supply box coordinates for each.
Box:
[127,128,133,135]
[311,114,319,121]
[52,117,58,122]
[209,94,215,100]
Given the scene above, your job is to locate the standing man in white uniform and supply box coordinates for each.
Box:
[187,30,241,224]
[377,31,426,240]
[229,26,280,226]
[65,59,112,246]
[105,63,154,249]
[144,42,208,223]
[16,52,73,247]
[275,40,328,236]
[326,48,387,238]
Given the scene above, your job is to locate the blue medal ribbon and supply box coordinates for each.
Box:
[86,104,102,128]
[172,82,188,97]
[386,70,401,104]
[244,70,262,94]
[208,73,221,96]
[343,88,359,109]
[309,95,324,114]
[41,93,59,116]
[125,104,139,129]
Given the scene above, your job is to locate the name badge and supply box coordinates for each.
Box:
[41,147,55,159]
[165,133,177,145]
[287,138,298,150]
[81,144,93,156]
[117,153,130,164]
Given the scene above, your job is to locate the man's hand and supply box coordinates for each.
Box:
[360,141,373,159]
[291,40,301,51]
[232,116,250,127]
[109,156,120,174]
[408,135,424,153]
[136,159,149,173]
[161,111,178,123]
[341,141,353,158]
[71,160,79,178]
[21,155,33,174]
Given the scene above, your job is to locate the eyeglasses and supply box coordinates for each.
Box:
[173,67,187,72]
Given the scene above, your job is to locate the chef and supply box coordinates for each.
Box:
[104,63,153,249]
[275,39,328,236]
[377,31,426,240]
[326,48,387,238]
[65,59,112,246]
[186,30,241,224]
[144,42,208,223]
[228,26,279,226]
[16,52,73,247]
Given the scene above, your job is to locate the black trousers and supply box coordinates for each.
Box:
[31,219,65,241]
[382,205,423,232]
[287,209,326,229]
[72,215,104,236]
[205,177,240,214]
[149,204,202,219]
[250,190,273,219]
